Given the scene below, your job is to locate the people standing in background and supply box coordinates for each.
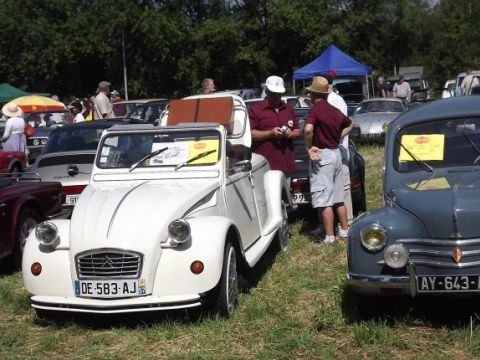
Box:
[461,69,479,96]
[393,75,411,103]
[376,76,388,98]
[111,90,126,117]
[1,103,26,153]
[68,101,85,123]
[94,81,114,119]
[304,76,353,244]
[249,75,301,175]
[82,97,94,121]
[201,78,216,94]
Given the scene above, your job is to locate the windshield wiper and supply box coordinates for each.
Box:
[129,147,169,172]
[174,149,216,171]
[396,139,433,173]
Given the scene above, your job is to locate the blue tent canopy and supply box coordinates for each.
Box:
[293,44,372,80]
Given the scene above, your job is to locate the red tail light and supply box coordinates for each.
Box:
[291,178,309,193]
[63,184,87,195]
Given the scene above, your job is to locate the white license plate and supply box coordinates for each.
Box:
[292,192,309,204]
[74,279,146,298]
[65,195,79,205]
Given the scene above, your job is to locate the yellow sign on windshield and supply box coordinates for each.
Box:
[399,134,445,161]
[187,139,219,164]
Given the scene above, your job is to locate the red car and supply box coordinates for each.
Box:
[0,151,28,173]
[0,177,64,268]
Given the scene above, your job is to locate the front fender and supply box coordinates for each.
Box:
[22,219,73,296]
[348,205,428,275]
[152,216,236,297]
[262,170,288,236]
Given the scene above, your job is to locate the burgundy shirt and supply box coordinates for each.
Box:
[306,100,351,149]
[249,99,299,173]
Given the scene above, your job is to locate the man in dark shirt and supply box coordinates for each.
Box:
[249,75,301,174]
[304,76,353,243]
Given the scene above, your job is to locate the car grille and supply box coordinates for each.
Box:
[381,239,480,274]
[76,249,143,279]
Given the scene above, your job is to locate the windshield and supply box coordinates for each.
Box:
[45,126,108,153]
[97,129,221,169]
[357,101,403,113]
[127,103,167,123]
[395,118,480,172]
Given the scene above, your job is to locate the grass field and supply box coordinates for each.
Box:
[2,144,480,359]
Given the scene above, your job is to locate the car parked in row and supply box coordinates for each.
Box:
[348,96,480,299]
[28,120,127,208]
[113,99,168,124]
[351,98,406,142]
[23,95,289,318]
[0,151,27,173]
[0,175,64,268]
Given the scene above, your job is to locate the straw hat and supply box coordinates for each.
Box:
[2,103,23,117]
[305,76,331,94]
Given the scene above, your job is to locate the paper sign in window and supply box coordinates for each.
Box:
[150,142,187,165]
[399,134,445,161]
[187,139,219,164]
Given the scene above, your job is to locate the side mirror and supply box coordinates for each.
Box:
[349,126,361,142]
[233,160,252,172]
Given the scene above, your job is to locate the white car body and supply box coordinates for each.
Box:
[23,95,289,317]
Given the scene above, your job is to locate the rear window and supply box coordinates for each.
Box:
[45,126,107,153]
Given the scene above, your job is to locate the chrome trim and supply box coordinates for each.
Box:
[378,258,480,269]
[398,238,480,246]
[409,249,480,258]
[347,272,410,289]
[75,248,143,280]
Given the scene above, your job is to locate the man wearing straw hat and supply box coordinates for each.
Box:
[304,76,353,244]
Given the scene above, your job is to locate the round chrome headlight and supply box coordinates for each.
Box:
[33,138,40,146]
[35,221,58,246]
[41,138,47,145]
[168,219,190,244]
[360,224,387,252]
[384,244,409,269]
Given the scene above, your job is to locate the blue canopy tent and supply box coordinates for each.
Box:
[292,44,374,97]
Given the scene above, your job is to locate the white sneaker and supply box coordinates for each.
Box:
[337,226,349,238]
[323,235,336,244]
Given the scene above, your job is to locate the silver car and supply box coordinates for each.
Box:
[29,121,125,208]
[351,98,406,141]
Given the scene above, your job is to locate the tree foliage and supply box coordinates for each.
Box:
[0,0,476,98]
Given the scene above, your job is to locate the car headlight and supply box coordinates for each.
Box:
[384,244,409,269]
[360,224,387,252]
[35,221,58,246]
[41,138,47,145]
[168,219,190,245]
[33,138,40,146]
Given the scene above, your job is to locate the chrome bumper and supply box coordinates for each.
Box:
[347,272,415,296]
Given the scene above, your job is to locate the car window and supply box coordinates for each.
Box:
[395,118,480,172]
[97,129,220,169]
[45,126,108,153]
[357,101,403,113]
[25,111,68,128]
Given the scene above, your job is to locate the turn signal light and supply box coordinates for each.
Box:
[190,261,204,274]
[31,262,42,276]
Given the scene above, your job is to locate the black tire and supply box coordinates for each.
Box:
[275,200,289,252]
[211,242,238,318]
[11,207,42,270]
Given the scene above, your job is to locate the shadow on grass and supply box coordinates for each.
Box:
[288,206,318,237]
[341,283,480,328]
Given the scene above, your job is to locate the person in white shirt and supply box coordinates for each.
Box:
[94,81,114,119]
[68,101,85,123]
[393,75,411,102]
[1,103,26,153]
[461,69,480,95]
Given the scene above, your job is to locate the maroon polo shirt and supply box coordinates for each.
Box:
[306,100,351,149]
[249,99,299,173]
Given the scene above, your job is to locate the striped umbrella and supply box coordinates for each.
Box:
[7,95,66,113]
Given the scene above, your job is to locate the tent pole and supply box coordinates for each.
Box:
[365,74,369,99]
[293,79,296,95]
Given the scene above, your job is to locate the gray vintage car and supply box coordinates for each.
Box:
[351,98,406,141]
[348,96,480,297]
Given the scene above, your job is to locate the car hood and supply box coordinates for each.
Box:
[395,170,480,238]
[352,112,399,132]
[69,179,220,254]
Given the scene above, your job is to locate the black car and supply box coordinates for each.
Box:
[290,116,366,216]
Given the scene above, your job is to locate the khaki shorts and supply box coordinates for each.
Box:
[309,148,344,208]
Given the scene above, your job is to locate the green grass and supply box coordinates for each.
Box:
[0,144,479,359]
